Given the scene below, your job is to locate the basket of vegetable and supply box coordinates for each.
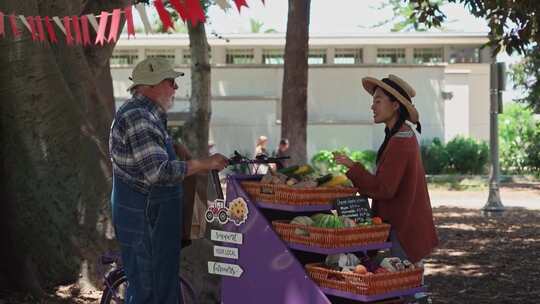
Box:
[305,255,423,295]
[272,214,390,247]
[240,165,358,206]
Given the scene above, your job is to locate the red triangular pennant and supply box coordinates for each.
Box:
[0,11,6,38]
[44,16,58,43]
[186,0,206,26]
[95,11,108,45]
[108,9,121,43]
[72,16,82,44]
[80,15,91,46]
[170,0,188,22]
[154,0,175,32]
[9,14,21,37]
[35,16,46,42]
[124,6,136,38]
[63,16,73,45]
[26,16,38,41]
[233,0,249,13]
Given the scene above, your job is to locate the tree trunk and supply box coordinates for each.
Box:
[0,0,129,297]
[183,21,211,205]
[281,0,311,165]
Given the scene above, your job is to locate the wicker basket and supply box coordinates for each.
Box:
[272,220,391,248]
[305,263,423,295]
[240,181,358,206]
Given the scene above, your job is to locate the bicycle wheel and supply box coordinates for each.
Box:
[180,276,197,304]
[100,270,127,304]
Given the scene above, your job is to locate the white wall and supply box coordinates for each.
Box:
[112,64,488,159]
[444,64,490,143]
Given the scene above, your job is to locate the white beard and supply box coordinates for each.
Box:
[163,95,175,111]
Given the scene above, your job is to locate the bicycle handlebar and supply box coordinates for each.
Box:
[226,150,290,166]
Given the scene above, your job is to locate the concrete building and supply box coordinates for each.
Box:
[111,32,491,159]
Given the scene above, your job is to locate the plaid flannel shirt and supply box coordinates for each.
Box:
[109,94,188,194]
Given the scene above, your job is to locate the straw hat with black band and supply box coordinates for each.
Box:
[362,74,421,133]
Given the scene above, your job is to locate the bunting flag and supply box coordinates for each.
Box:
[0,11,4,38]
[95,11,108,45]
[26,16,38,41]
[62,16,73,45]
[107,9,121,43]
[52,16,66,35]
[154,0,174,32]
[135,3,153,34]
[9,14,21,37]
[86,14,99,32]
[216,0,232,11]
[80,15,91,46]
[170,0,188,22]
[124,6,135,38]
[0,2,256,47]
[44,16,57,43]
[186,0,206,26]
[72,16,82,44]
[233,0,249,13]
[35,16,45,42]
[18,15,32,33]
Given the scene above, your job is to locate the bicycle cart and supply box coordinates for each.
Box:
[208,153,427,304]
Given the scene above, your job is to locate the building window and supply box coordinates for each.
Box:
[334,48,363,64]
[182,49,212,64]
[226,48,255,64]
[413,47,443,64]
[376,48,406,64]
[145,49,175,64]
[111,49,139,65]
[262,49,284,64]
[308,49,327,64]
[448,46,480,63]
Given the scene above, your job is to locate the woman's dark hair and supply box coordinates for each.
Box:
[375,86,409,164]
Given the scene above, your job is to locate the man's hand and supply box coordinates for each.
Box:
[186,153,229,176]
[333,152,355,169]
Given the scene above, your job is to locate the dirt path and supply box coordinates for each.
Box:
[429,182,540,210]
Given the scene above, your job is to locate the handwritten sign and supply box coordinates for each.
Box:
[208,261,244,278]
[211,229,243,245]
[333,196,371,223]
[213,245,239,260]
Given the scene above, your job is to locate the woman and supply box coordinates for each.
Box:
[253,135,269,174]
[255,135,269,157]
[334,74,438,265]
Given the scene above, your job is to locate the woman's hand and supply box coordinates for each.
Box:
[333,152,355,169]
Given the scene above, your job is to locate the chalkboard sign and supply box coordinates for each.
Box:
[333,196,371,223]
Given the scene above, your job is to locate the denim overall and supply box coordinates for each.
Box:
[111,107,183,304]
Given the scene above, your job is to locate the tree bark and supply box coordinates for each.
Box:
[281,0,311,165]
[0,0,129,297]
[183,21,212,206]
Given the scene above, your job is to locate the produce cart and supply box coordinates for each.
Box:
[205,158,424,304]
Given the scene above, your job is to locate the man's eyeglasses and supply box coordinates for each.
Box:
[165,79,178,90]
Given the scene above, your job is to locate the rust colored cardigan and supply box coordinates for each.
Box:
[346,126,438,263]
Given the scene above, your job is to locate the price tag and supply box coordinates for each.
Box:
[211,229,243,245]
[208,261,244,278]
[213,245,239,260]
[333,196,371,223]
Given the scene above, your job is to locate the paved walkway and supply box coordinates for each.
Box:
[429,184,540,210]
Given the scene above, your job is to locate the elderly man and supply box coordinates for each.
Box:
[109,57,228,304]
